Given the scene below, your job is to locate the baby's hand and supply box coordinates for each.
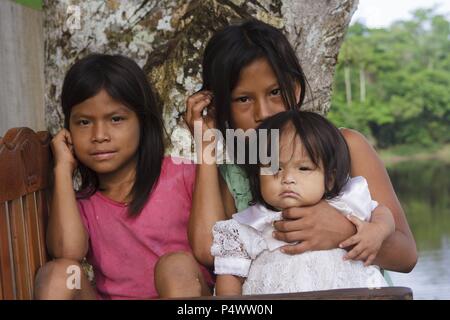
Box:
[339,214,393,266]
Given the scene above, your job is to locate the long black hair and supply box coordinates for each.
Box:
[61,53,165,217]
[201,19,308,135]
[247,110,351,209]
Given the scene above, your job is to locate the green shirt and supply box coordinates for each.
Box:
[218,163,252,212]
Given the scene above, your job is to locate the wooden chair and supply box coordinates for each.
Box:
[0,127,51,299]
[0,127,413,300]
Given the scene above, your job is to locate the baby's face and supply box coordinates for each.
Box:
[260,130,325,210]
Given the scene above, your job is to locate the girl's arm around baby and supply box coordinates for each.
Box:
[341,128,417,272]
[47,129,88,261]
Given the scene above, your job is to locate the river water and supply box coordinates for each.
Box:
[385,160,450,300]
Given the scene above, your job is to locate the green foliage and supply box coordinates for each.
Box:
[14,0,42,10]
[329,9,450,148]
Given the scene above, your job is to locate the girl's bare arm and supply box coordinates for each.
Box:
[189,163,227,267]
[189,164,237,266]
[215,274,244,296]
[186,91,236,267]
[46,129,88,261]
[341,128,417,272]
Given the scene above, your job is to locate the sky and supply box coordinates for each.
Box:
[351,0,450,28]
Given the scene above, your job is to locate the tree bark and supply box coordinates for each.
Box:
[345,66,352,106]
[360,67,366,103]
[44,0,358,156]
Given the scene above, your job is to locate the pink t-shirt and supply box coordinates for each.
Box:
[76,156,213,299]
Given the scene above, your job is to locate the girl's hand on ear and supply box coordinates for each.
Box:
[272,200,356,254]
[184,91,216,138]
[51,129,78,174]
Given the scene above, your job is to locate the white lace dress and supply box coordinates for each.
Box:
[211,176,388,295]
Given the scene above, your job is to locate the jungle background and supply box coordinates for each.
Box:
[332,6,449,299]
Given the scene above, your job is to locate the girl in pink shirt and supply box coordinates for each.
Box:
[34,54,213,300]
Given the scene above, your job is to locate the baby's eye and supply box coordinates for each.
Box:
[111,116,124,123]
[299,166,311,171]
[270,88,281,96]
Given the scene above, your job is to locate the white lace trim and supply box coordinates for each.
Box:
[211,220,251,259]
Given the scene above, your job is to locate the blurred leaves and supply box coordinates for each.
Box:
[329,8,450,148]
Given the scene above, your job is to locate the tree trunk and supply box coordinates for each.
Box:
[44,0,358,156]
[359,66,366,103]
[345,66,352,106]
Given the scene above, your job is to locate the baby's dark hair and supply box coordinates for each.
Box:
[201,19,309,136]
[60,53,165,217]
[246,110,351,209]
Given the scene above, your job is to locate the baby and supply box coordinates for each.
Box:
[211,110,395,295]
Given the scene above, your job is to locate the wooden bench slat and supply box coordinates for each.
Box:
[9,199,33,299]
[0,202,16,299]
[35,190,49,265]
[23,193,42,297]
